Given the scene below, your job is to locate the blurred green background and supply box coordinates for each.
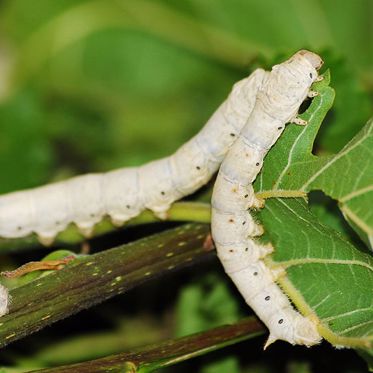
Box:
[0,0,372,372]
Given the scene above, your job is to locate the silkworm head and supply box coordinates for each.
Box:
[297,50,323,71]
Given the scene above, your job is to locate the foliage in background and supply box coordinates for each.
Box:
[0,0,372,372]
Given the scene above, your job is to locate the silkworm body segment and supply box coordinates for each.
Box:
[0,285,9,317]
[0,69,267,244]
[211,50,323,347]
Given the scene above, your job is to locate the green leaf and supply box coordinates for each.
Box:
[254,71,373,349]
[0,90,54,193]
[175,273,242,373]
[260,198,373,349]
[175,273,241,337]
[314,52,372,153]
[256,71,372,247]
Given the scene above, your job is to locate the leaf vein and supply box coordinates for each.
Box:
[322,307,373,323]
[338,320,373,336]
[272,95,325,190]
[340,184,373,203]
[277,258,373,272]
[300,124,372,190]
[340,205,373,235]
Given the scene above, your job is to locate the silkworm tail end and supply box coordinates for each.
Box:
[264,317,321,349]
[264,334,277,350]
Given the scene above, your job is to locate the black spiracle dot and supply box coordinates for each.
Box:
[196,166,201,170]
[278,126,283,130]
[265,296,270,301]
[309,72,313,79]
[278,319,284,324]
[255,162,260,166]
[245,247,249,252]
[230,133,236,137]
[161,191,165,196]
[244,194,249,198]
[229,249,234,253]
[242,221,246,225]
[17,226,22,231]
[90,213,95,218]
[126,205,131,209]
[253,271,258,276]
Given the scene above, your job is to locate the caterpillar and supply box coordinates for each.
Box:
[0,68,268,246]
[0,285,9,317]
[211,50,323,347]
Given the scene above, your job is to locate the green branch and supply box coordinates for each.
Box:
[28,317,264,373]
[0,223,212,348]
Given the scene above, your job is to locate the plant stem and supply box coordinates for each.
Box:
[29,317,264,373]
[0,223,213,348]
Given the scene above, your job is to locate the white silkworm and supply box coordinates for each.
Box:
[0,68,268,245]
[0,284,9,317]
[211,50,323,347]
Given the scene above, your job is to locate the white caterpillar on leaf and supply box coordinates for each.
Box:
[211,50,323,347]
[0,50,327,345]
[0,69,267,246]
